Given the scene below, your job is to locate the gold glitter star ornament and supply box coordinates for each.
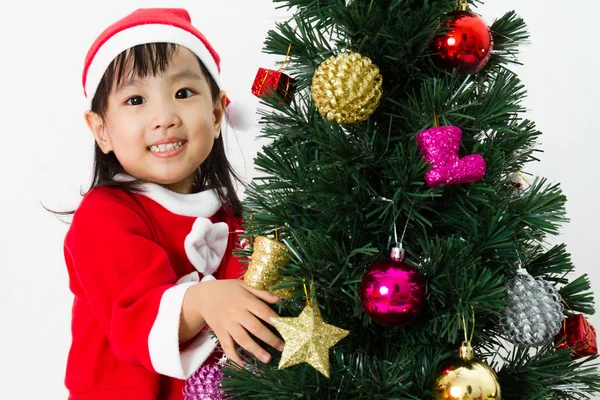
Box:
[271,301,349,378]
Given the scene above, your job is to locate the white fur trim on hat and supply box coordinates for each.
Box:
[85,24,220,106]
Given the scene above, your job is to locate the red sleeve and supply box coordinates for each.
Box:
[65,190,198,379]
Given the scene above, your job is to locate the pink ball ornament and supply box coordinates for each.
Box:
[359,245,426,326]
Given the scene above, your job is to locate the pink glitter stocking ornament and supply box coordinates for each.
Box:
[416,125,486,187]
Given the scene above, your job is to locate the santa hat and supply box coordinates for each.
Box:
[82,8,252,131]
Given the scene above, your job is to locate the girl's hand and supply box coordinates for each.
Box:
[190,279,284,366]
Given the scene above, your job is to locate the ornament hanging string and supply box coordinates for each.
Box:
[276,43,293,96]
[375,115,394,162]
[243,213,255,247]
[399,201,415,245]
[561,299,571,337]
[518,172,531,186]
[257,42,293,94]
[384,115,393,155]
[433,110,440,127]
[561,299,593,354]
[303,277,315,307]
[562,299,573,313]
[379,197,415,247]
[277,42,293,72]
[461,303,475,344]
[250,213,255,245]
[512,242,526,274]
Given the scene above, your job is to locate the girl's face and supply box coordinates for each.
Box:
[85,47,226,194]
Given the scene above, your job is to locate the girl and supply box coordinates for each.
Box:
[63,7,284,400]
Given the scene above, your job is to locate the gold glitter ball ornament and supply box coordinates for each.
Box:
[243,235,295,299]
[311,52,383,124]
[271,301,349,378]
[433,342,501,400]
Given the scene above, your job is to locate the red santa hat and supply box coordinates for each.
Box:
[82,7,252,131]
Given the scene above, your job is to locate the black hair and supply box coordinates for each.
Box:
[49,43,245,217]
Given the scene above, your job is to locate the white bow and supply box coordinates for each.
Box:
[183,217,229,282]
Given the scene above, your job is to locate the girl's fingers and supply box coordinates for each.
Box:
[249,299,284,328]
[242,284,281,304]
[242,313,285,352]
[216,330,245,367]
[229,324,272,364]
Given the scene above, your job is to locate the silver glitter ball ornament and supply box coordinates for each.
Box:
[500,267,564,347]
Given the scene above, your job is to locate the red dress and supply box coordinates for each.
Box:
[63,182,245,400]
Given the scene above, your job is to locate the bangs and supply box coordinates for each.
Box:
[107,42,180,94]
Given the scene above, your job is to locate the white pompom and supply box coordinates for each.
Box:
[225,100,255,131]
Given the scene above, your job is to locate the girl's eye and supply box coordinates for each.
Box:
[126,96,146,106]
[176,88,195,99]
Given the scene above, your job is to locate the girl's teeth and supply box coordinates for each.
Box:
[149,141,185,152]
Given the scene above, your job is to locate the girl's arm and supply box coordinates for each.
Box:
[179,285,207,343]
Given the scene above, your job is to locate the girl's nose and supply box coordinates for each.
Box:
[150,100,182,130]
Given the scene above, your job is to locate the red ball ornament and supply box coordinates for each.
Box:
[359,245,426,326]
[430,9,493,75]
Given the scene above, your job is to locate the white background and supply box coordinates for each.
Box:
[0,1,597,398]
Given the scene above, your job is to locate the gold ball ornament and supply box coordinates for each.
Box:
[311,52,383,124]
[433,342,501,400]
[243,235,295,299]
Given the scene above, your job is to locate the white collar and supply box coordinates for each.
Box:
[114,174,225,218]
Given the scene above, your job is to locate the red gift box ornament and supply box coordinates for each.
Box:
[554,314,598,359]
[251,68,296,105]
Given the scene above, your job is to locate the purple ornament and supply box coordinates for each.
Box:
[359,246,426,326]
[416,126,486,187]
[183,363,227,400]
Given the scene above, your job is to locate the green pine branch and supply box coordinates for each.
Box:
[498,345,600,399]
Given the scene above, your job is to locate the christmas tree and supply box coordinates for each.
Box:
[223,0,600,398]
